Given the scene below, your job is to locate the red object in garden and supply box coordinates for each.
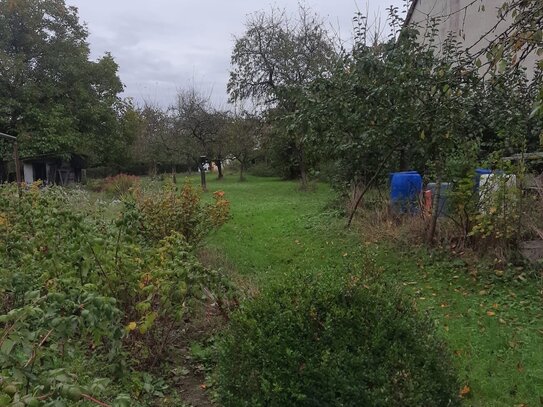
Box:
[423,189,432,216]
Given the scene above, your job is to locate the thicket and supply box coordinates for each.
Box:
[217,269,460,406]
[0,182,232,406]
[267,7,542,254]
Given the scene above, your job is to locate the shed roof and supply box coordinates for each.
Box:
[405,0,419,26]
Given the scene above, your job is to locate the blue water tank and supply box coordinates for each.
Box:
[389,171,419,185]
[390,171,423,214]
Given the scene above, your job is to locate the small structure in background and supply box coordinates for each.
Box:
[20,153,86,185]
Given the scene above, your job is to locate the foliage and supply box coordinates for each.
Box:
[225,111,263,181]
[469,173,521,247]
[228,4,338,187]
[133,180,229,245]
[130,104,179,175]
[101,173,140,198]
[0,0,131,165]
[247,161,279,178]
[487,1,543,77]
[216,269,460,406]
[171,89,227,177]
[0,182,232,405]
[205,175,543,406]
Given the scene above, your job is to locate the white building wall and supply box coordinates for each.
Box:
[23,163,33,184]
[408,0,538,77]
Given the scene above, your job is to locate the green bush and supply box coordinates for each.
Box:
[0,183,233,405]
[248,161,279,178]
[132,181,230,245]
[101,173,140,197]
[217,271,460,407]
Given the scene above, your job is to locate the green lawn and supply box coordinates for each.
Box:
[196,174,543,407]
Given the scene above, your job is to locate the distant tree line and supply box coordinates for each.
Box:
[1,0,542,201]
[0,0,263,182]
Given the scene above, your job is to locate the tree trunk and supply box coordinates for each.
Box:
[200,163,207,192]
[171,164,177,184]
[149,162,158,178]
[299,149,309,191]
[346,146,396,227]
[426,172,442,244]
[399,148,407,171]
[239,161,245,182]
[216,158,224,180]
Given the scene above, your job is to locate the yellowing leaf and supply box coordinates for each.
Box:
[126,321,137,331]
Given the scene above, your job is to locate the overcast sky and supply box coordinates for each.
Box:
[66,0,407,108]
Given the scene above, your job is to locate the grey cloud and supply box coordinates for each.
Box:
[68,0,405,107]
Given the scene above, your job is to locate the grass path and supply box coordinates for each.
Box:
[205,176,365,284]
[200,175,543,406]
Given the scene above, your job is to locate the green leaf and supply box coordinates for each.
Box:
[1,339,15,355]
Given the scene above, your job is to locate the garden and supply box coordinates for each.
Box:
[1,174,541,406]
[1,0,543,406]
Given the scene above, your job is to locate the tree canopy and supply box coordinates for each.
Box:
[0,0,126,162]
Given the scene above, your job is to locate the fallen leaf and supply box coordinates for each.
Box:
[459,385,471,397]
[486,311,496,317]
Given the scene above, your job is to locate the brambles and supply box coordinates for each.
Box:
[217,270,460,407]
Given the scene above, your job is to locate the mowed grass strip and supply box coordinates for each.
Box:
[197,174,543,407]
[202,175,364,284]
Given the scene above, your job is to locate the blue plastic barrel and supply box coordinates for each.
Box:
[390,171,423,214]
[389,171,419,185]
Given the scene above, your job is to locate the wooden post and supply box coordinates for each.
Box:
[0,132,21,193]
[200,156,207,192]
[13,141,22,190]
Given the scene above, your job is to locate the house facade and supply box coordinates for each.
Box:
[405,0,538,77]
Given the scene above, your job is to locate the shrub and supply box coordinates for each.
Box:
[217,270,460,407]
[248,161,279,178]
[0,182,233,405]
[101,173,140,197]
[133,180,230,245]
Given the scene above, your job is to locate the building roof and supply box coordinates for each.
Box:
[405,0,419,26]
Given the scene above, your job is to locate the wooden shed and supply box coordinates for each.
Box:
[20,153,86,185]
